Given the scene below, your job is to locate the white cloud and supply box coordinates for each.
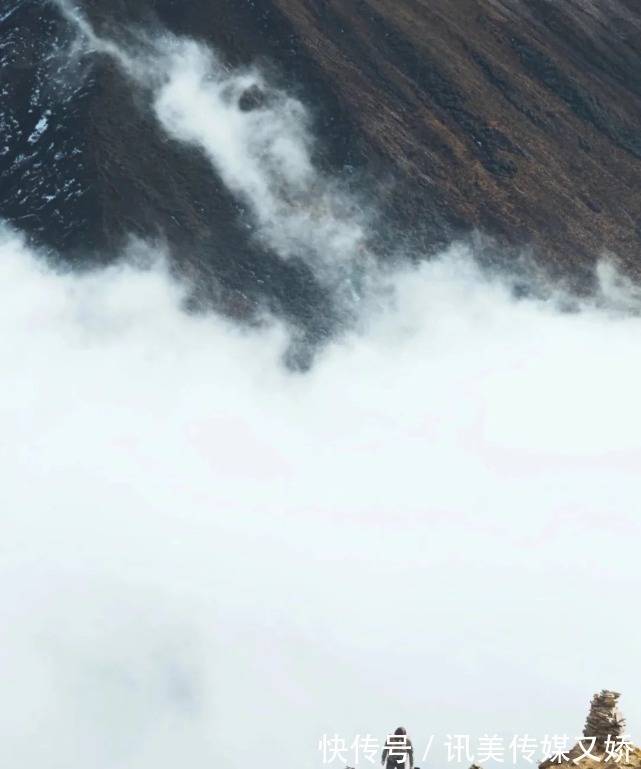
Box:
[2,226,641,768]
[4,9,641,768]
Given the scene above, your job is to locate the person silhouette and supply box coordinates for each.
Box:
[381,727,414,769]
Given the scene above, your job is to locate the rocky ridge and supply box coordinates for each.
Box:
[2,0,641,333]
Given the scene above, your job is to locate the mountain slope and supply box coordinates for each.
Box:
[3,0,641,306]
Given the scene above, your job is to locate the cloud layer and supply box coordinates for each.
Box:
[3,8,641,768]
[2,227,641,768]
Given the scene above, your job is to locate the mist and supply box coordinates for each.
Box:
[2,7,641,769]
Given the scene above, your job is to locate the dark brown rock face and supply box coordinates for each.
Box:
[81,0,641,283]
[4,0,641,321]
[261,0,641,282]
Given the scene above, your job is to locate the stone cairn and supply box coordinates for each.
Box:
[583,690,626,745]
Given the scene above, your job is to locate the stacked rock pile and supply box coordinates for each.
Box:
[583,690,626,744]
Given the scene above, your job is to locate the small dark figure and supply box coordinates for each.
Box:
[382,727,414,769]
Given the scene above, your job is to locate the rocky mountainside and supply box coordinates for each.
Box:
[2,0,641,329]
[75,0,641,282]
[469,692,640,769]
[263,0,641,284]
[540,691,640,769]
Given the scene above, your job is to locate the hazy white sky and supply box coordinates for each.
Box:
[2,10,641,769]
[2,227,640,769]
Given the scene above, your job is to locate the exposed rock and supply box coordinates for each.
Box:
[3,0,641,321]
[541,691,639,769]
[259,0,641,284]
[238,84,268,112]
[583,690,627,745]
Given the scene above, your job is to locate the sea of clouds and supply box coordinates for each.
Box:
[1,5,641,768]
